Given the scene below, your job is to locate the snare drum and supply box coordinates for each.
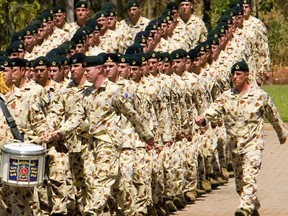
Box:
[0,143,45,187]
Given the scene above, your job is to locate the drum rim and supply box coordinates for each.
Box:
[1,143,45,156]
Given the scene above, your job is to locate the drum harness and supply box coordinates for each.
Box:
[0,97,24,142]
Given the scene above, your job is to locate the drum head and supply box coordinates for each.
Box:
[2,143,44,155]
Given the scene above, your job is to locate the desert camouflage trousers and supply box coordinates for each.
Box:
[231,149,262,214]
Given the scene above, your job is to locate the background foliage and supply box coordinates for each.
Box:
[0,0,287,68]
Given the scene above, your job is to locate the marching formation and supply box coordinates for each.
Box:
[0,0,287,216]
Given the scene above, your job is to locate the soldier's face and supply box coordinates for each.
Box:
[49,66,62,82]
[75,43,85,54]
[107,16,117,29]
[148,58,158,75]
[157,61,164,73]
[34,66,48,83]
[85,66,102,83]
[179,2,193,15]
[185,58,192,71]
[160,23,168,37]
[54,13,66,28]
[163,62,172,75]
[24,35,34,48]
[2,67,13,87]
[127,7,140,19]
[97,17,107,31]
[129,66,141,82]
[172,58,185,73]
[75,8,89,21]
[118,63,129,79]
[104,62,118,82]
[141,61,149,76]
[243,4,251,18]
[70,63,84,81]
[87,33,95,46]
[11,67,24,85]
[9,52,19,59]
[232,71,249,87]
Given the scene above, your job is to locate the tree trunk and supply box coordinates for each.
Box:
[65,0,74,23]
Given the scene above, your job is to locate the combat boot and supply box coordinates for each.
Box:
[221,167,230,180]
[201,180,212,192]
[196,188,206,196]
[214,172,227,185]
[173,196,186,209]
[207,174,220,188]
[235,208,249,216]
[165,199,177,213]
[184,191,196,203]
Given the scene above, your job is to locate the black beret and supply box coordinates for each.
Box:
[41,11,53,23]
[187,48,200,60]
[71,27,87,44]
[11,31,25,43]
[166,2,178,10]
[125,44,142,55]
[118,55,130,64]
[85,18,101,31]
[229,0,242,8]
[231,60,249,73]
[103,53,119,63]
[11,58,27,67]
[0,51,7,57]
[23,25,37,37]
[102,2,117,11]
[230,6,243,16]
[75,1,88,9]
[161,52,171,63]
[178,0,193,4]
[83,56,104,67]
[48,56,62,67]
[106,9,117,17]
[125,0,140,10]
[69,53,86,65]
[34,56,49,67]
[52,5,66,14]
[134,31,148,44]
[6,41,25,55]
[59,56,69,65]
[0,56,13,68]
[138,52,148,62]
[94,10,106,20]
[242,0,251,5]
[129,54,142,66]
[146,51,158,60]
[171,49,187,60]
[46,48,63,58]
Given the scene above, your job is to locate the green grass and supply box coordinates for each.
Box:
[262,85,288,122]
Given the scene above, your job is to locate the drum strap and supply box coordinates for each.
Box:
[0,98,24,142]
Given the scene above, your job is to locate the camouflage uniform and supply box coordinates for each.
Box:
[46,80,92,214]
[118,16,150,51]
[59,78,153,215]
[173,14,207,50]
[203,86,288,214]
[0,86,47,216]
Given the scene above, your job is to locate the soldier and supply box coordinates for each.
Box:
[47,56,65,84]
[6,41,25,59]
[52,5,73,38]
[85,19,105,56]
[241,0,270,85]
[50,55,154,215]
[195,60,288,216]
[69,1,90,36]
[46,53,91,214]
[0,56,48,216]
[94,10,120,53]
[173,0,207,50]
[119,0,150,51]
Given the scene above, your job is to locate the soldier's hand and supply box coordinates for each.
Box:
[145,143,153,152]
[195,115,205,126]
[279,137,287,145]
[156,146,163,154]
[51,130,63,141]
[145,137,154,147]
[42,132,53,143]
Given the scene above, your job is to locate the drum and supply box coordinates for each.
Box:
[0,143,45,187]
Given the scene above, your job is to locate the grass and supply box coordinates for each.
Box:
[262,85,288,122]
